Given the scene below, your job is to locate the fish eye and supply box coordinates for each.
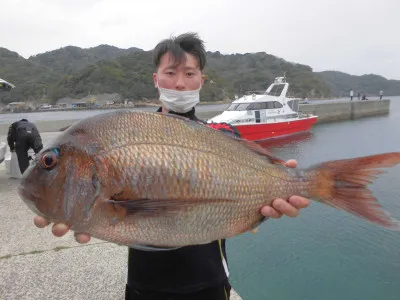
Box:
[40,149,59,170]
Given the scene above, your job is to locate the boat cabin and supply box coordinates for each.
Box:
[208,76,303,125]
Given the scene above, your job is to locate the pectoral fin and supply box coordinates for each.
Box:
[107,198,192,217]
[107,198,228,218]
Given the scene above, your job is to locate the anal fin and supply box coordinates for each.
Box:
[130,244,181,252]
[249,216,267,234]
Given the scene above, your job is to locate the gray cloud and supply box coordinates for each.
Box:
[1,0,399,79]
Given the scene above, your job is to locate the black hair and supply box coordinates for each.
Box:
[153,32,206,71]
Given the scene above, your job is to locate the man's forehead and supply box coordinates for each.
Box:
[160,52,199,69]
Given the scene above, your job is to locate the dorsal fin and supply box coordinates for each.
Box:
[158,112,194,122]
[234,137,287,166]
[58,125,72,131]
[160,112,286,166]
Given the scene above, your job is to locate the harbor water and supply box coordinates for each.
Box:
[227,97,400,300]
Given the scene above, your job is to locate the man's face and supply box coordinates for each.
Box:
[153,52,205,92]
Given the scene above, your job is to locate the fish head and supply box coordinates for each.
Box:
[18,134,104,226]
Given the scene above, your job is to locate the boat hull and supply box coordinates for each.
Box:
[233,116,318,141]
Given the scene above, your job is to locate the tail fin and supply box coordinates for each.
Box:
[308,152,400,230]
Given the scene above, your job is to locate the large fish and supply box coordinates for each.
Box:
[18,110,400,249]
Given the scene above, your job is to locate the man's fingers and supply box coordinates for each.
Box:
[261,206,283,219]
[284,159,297,169]
[52,223,70,237]
[34,215,91,244]
[33,216,50,228]
[288,196,310,209]
[272,199,299,218]
[74,233,91,244]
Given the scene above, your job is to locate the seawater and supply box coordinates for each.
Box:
[228,97,400,300]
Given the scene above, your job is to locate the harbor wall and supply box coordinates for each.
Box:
[0,100,391,136]
[298,99,390,123]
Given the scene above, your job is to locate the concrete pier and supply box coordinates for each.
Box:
[297,99,390,123]
[195,99,391,124]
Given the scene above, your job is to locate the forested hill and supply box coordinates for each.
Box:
[317,71,400,97]
[29,45,142,75]
[1,45,399,104]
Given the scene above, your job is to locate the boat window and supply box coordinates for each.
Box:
[226,101,282,111]
[247,102,279,110]
[226,104,238,111]
[287,99,299,112]
[226,103,251,111]
[266,102,275,109]
[248,102,268,110]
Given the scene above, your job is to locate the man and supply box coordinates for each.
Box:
[7,118,43,174]
[33,33,310,299]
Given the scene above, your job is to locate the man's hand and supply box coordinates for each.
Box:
[33,216,91,244]
[260,159,310,219]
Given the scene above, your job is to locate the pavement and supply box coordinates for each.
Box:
[0,131,242,300]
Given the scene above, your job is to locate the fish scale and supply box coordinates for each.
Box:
[74,111,273,173]
[105,144,267,201]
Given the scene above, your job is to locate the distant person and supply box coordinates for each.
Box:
[362,94,367,101]
[350,90,354,101]
[7,119,43,174]
[380,90,383,100]
[0,141,6,164]
[357,92,361,100]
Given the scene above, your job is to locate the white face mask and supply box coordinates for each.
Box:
[157,83,201,113]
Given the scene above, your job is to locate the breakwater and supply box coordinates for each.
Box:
[298,99,390,123]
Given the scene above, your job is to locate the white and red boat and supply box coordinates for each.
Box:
[207,76,318,141]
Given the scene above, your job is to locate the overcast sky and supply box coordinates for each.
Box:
[1,0,399,79]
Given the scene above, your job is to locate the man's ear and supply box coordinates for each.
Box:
[153,73,158,87]
[201,74,205,86]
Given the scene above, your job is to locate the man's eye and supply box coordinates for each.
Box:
[187,72,195,76]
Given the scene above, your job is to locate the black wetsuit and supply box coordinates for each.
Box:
[125,107,241,300]
[7,119,43,174]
